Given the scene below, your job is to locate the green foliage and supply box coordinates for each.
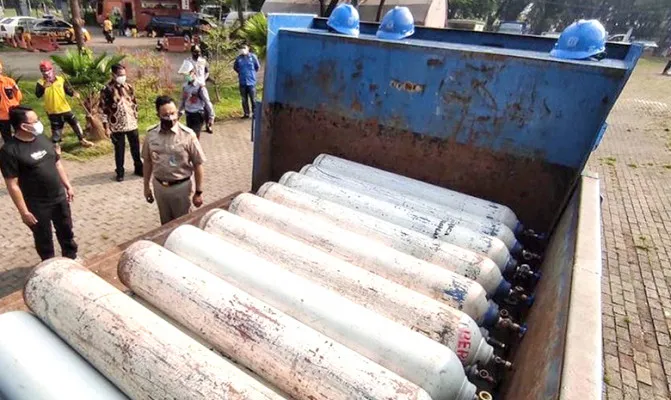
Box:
[50,49,126,92]
[237,13,267,60]
[122,50,176,106]
[203,26,241,61]
[209,59,239,87]
[3,68,23,84]
[449,0,498,20]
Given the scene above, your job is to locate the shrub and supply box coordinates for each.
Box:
[238,13,267,61]
[50,49,125,141]
[122,50,176,105]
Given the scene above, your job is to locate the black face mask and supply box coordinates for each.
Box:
[192,53,200,59]
[160,117,177,130]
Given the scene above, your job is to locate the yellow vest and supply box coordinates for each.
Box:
[38,76,72,115]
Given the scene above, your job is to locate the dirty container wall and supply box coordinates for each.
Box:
[501,174,602,399]
[255,14,641,232]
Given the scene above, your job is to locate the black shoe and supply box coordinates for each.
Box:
[116,175,124,182]
[241,115,250,119]
[134,169,144,177]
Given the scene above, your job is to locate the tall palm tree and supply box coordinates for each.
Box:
[51,50,126,141]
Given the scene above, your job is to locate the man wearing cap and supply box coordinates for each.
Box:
[142,95,206,225]
[36,60,93,152]
[233,44,260,119]
[0,61,23,144]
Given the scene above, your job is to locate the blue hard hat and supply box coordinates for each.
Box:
[327,4,360,37]
[377,6,415,40]
[550,19,606,60]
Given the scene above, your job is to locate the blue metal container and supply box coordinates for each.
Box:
[253,14,641,234]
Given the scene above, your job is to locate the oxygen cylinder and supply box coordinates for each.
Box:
[257,182,510,300]
[164,225,479,400]
[279,170,514,272]
[312,153,521,232]
[119,241,434,400]
[301,164,522,253]
[200,209,512,365]
[23,258,285,400]
[228,193,499,326]
[0,311,128,400]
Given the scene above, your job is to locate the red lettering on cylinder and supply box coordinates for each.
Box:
[456,325,472,362]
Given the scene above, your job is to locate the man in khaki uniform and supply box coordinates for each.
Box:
[142,96,206,225]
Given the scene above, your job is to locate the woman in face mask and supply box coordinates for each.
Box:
[177,62,215,139]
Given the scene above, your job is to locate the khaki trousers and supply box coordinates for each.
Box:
[153,178,192,225]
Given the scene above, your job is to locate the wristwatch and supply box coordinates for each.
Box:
[195,190,203,196]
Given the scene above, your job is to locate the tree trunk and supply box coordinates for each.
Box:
[376,0,386,22]
[324,0,339,17]
[68,0,84,52]
[318,0,325,17]
[237,0,245,27]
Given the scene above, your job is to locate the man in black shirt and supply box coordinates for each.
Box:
[0,106,78,260]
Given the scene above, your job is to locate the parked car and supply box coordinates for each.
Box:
[497,21,530,35]
[223,11,258,28]
[31,17,91,43]
[146,13,216,37]
[608,33,658,51]
[0,17,36,39]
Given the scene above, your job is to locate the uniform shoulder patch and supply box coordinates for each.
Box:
[178,123,196,136]
[146,123,160,133]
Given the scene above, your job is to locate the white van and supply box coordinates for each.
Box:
[223,11,258,28]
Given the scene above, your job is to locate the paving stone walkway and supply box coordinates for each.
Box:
[588,61,671,400]
[0,119,252,298]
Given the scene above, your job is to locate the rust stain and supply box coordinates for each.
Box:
[266,104,576,232]
[390,79,425,94]
[351,98,363,113]
[471,79,498,110]
[427,58,444,67]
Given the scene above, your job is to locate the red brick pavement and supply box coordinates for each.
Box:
[0,119,252,298]
[589,62,671,400]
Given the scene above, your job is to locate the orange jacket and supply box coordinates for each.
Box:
[0,76,22,121]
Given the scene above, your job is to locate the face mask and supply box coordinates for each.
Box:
[192,52,200,59]
[26,121,44,136]
[185,75,194,83]
[160,116,178,130]
[42,70,55,82]
[115,75,127,85]
[240,48,249,56]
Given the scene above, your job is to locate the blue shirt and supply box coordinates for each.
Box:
[233,53,260,86]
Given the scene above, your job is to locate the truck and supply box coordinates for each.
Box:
[145,12,217,37]
[0,12,642,400]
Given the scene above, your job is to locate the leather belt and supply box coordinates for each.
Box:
[155,177,190,187]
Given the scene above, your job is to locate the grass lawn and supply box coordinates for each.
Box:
[17,79,256,161]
